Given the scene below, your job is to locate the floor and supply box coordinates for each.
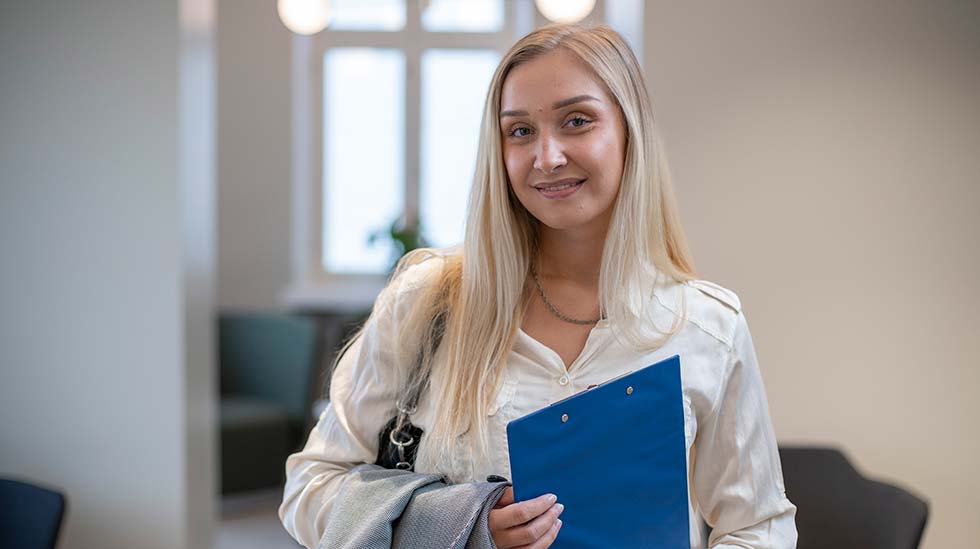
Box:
[216,488,302,549]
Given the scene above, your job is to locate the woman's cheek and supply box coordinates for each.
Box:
[591,128,619,156]
[503,151,525,188]
[594,131,626,181]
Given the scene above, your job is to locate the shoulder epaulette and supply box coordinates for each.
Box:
[685,279,741,313]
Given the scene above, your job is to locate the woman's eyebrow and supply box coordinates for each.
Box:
[500,94,600,119]
[552,94,599,110]
[500,108,528,119]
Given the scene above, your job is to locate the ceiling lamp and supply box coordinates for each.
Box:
[278,0,332,35]
[534,0,597,24]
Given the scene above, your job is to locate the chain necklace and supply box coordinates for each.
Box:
[529,267,604,325]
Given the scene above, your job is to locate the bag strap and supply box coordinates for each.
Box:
[387,308,446,469]
[400,307,446,411]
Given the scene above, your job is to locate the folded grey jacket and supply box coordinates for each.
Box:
[318,464,511,549]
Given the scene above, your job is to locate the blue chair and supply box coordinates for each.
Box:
[0,478,66,549]
[219,312,320,494]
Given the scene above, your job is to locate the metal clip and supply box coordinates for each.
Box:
[390,429,415,470]
[395,399,418,416]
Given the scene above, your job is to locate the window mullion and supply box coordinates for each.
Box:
[404,1,422,230]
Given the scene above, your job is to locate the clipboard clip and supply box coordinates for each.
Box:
[549,369,636,407]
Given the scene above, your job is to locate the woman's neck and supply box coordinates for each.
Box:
[535,224,606,286]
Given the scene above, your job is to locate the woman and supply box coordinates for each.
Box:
[281,24,797,548]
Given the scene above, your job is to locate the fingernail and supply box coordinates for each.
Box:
[557,519,563,528]
[548,494,557,503]
[555,503,565,514]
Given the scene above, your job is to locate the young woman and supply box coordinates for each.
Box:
[281,24,797,548]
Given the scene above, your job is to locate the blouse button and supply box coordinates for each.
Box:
[558,375,569,386]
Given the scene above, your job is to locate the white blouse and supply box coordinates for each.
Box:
[280,256,798,548]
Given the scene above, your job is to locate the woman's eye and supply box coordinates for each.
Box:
[567,116,591,128]
[509,127,531,138]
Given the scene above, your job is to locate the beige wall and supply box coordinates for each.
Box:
[644,2,980,547]
[216,0,293,311]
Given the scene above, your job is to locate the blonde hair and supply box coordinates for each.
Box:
[339,24,697,482]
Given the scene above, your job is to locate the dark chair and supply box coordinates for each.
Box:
[219,312,319,494]
[0,478,67,549]
[779,446,929,549]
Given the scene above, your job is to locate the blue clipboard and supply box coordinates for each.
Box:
[506,354,689,548]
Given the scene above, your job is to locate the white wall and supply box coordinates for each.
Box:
[216,0,293,311]
[643,2,980,548]
[0,1,216,548]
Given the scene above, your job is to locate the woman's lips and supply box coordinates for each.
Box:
[535,179,585,199]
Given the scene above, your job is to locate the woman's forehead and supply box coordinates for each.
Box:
[500,49,611,114]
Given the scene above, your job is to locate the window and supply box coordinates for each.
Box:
[322,48,406,273]
[318,0,517,275]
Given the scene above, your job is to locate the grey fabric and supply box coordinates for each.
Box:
[319,464,510,549]
[393,476,509,549]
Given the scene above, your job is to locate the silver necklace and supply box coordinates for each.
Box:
[530,268,604,325]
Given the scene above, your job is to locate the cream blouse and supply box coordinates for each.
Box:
[280,256,798,548]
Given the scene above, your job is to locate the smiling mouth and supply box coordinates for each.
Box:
[534,178,584,190]
[533,178,585,198]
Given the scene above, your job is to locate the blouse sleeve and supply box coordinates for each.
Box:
[278,260,438,548]
[692,311,798,548]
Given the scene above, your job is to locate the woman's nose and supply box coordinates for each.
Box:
[533,134,567,173]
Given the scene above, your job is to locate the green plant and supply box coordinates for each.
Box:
[367,216,429,271]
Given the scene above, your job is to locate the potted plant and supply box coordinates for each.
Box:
[367,215,430,274]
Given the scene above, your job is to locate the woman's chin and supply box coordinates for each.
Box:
[533,214,602,234]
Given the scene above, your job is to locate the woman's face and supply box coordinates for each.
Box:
[499,48,627,236]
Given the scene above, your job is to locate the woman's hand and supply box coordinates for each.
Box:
[488,487,564,548]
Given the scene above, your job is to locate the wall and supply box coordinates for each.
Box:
[216,0,293,311]
[643,2,980,547]
[0,1,216,548]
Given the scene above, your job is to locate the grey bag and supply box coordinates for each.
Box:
[319,464,510,549]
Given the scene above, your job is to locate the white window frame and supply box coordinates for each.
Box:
[285,0,641,310]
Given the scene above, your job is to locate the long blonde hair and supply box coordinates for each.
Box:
[340,24,697,481]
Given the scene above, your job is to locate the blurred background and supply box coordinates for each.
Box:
[1,1,977,548]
